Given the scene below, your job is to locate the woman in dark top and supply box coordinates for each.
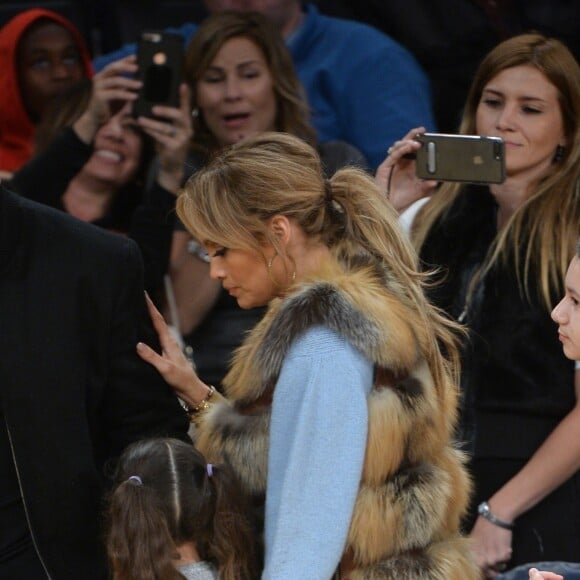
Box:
[381,34,580,575]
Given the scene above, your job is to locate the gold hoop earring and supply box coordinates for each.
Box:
[267,254,281,288]
[267,254,296,289]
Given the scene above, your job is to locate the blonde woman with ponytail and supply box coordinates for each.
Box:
[137,131,478,578]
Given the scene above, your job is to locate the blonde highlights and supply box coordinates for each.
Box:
[178,131,464,392]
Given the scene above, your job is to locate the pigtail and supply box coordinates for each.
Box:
[206,463,257,580]
[106,479,185,580]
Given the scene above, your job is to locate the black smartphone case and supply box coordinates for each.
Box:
[133,31,184,118]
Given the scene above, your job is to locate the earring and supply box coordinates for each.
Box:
[191,107,199,119]
[267,255,296,288]
[554,144,565,163]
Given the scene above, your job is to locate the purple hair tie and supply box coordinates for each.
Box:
[127,475,143,486]
[206,463,213,478]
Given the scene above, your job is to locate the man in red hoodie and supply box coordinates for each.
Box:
[0,9,93,178]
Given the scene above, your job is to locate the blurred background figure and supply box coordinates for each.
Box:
[0,8,93,178]
[318,0,580,133]
[94,0,436,170]
[7,55,192,299]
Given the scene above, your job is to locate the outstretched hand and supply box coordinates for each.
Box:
[136,293,209,407]
[375,126,437,213]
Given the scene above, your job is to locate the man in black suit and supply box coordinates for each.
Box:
[0,187,189,579]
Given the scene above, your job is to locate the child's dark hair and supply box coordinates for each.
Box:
[106,438,257,580]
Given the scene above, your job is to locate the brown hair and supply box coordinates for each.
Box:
[184,10,315,156]
[412,33,580,310]
[178,131,464,392]
[106,438,256,580]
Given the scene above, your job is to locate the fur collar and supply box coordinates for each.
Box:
[222,257,420,404]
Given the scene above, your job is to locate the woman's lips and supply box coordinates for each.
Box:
[223,113,250,129]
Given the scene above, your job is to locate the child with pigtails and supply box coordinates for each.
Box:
[105,438,257,580]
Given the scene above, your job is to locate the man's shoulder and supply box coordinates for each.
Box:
[12,190,137,260]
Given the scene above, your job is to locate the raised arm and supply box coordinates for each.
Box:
[374,126,437,213]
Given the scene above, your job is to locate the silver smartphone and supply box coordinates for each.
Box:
[414,133,505,184]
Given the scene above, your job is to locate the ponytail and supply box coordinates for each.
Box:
[106,478,185,580]
[326,167,465,392]
[206,463,257,580]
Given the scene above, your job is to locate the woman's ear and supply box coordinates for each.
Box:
[268,215,292,247]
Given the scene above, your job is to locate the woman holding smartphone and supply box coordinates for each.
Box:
[7,55,192,297]
[380,34,580,576]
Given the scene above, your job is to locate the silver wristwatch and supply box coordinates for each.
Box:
[477,501,514,530]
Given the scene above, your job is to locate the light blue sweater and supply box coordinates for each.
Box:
[262,325,373,580]
[93,4,435,170]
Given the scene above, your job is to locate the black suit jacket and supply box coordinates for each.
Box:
[0,188,189,579]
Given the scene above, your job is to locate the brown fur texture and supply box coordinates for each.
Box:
[195,258,478,578]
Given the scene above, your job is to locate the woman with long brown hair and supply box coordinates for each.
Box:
[381,33,580,575]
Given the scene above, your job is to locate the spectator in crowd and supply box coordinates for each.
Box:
[106,438,256,580]
[7,55,192,297]
[169,10,365,388]
[381,33,580,575]
[0,186,189,579]
[137,131,479,578]
[94,0,436,170]
[0,8,93,178]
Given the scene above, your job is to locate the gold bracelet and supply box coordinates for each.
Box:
[186,385,216,421]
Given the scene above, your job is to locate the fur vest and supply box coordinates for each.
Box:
[196,257,478,579]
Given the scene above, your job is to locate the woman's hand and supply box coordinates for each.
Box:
[470,516,513,578]
[375,126,437,213]
[528,568,563,580]
[73,55,142,143]
[136,293,210,407]
[136,83,193,193]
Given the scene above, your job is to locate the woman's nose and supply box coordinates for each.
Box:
[495,103,516,130]
[551,298,567,324]
[209,260,225,280]
[224,76,242,100]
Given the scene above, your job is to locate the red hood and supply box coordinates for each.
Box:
[0,8,94,172]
